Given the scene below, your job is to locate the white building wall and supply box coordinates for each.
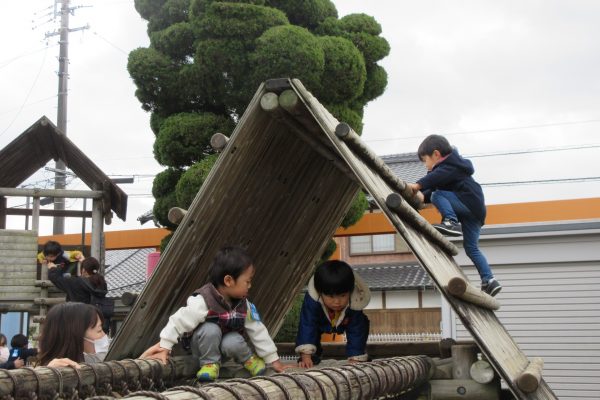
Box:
[451,223,600,400]
[422,289,441,307]
[365,291,382,309]
[386,290,419,308]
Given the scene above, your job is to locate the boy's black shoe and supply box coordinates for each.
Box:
[433,219,462,237]
[482,279,502,297]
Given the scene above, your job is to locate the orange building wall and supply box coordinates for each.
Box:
[39,198,600,250]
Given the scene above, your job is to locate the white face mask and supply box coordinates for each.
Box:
[84,334,110,355]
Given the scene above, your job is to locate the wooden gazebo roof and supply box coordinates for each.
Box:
[0,116,127,220]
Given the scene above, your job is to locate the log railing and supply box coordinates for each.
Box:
[0,356,431,400]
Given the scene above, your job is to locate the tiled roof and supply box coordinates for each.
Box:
[105,248,154,297]
[380,152,427,184]
[353,263,433,290]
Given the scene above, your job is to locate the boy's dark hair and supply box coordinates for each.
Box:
[43,241,63,256]
[10,334,28,349]
[208,246,253,287]
[314,260,355,295]
[417,134,453,160]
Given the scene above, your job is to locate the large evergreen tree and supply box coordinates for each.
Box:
[129,0,389,244]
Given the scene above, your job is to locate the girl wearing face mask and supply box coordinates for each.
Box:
[37,303,163,368]
[37,302,109,368]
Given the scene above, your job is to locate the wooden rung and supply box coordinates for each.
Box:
[446,276,500,311]
[517,357,544,393]
[34,280,54,288]
[34,297,66,305]
[32,316,46,323]
[210,132,230,152]
[167,207,188,225]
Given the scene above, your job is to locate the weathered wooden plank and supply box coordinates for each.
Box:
[108,83,360,360]
[289,78,558,400]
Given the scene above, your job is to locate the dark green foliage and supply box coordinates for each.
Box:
[128,47,183,114]
[320,238,337,262]
[153,112,234,167]
[358,64,388,104]
[160,232,174,252]
[266,0,337,30]
[150,22,195,61]
[134,0,168,21]
[132,0,388,234]
[150,112,165,135]
[325,103,363,135]
[198,3,288,39]
[146,0,191,33]
[315,36,366,104]
[251,25,325,92]
[340,191,369,229]
[152,168,183,198]
[175,154,218,208]
[191,0,267,16]
[339,13,382,35]
[314,16,342,36]
[153,191,179,229]
[345,32,390,65]
[273,293,304,342]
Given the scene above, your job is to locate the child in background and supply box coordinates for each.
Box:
[296,260,370,368]
[151,246,291,381]
[408,134,501,296]
[7,334,38,367]
[37,240,85,276]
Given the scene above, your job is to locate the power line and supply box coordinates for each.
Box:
[0,45,49,138]
[466,143,600,158]
[365,118,600,143]
[481,176,600,187]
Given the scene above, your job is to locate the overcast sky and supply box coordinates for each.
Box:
[1,0,599,235]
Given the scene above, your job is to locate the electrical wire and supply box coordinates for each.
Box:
[364,118,600,143]
[0,45,49,138]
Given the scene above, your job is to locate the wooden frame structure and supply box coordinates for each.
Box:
[0,116,128,315]
[109,79,557,399]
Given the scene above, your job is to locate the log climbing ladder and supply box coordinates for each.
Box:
[276,79,557,399]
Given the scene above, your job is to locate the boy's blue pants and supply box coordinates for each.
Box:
[431,190,494,283]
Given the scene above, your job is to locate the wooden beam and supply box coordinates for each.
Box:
[386,193,458,256]
[334,122,422,210]
[446,277,500,311]
[210,132,230,152]
[5,208,93,218]
[517,357,544,393]
[0,196,6,229]
[0,188,103,198]
[277,341,442,358]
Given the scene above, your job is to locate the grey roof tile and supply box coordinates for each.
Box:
[105,248,155,297]
[353,263,433,290]
[381,152,427,184]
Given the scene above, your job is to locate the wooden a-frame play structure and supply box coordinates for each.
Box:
[106,79,556,399]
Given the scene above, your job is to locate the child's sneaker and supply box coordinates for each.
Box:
[243,354,266,376]
[196,363,220,382]
[482,279,502,297]
[433,218,463,237]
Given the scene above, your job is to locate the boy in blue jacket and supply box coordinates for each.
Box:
[408,134,501,296]
[296,260,370,368]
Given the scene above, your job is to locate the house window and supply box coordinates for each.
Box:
[350,234,395,255]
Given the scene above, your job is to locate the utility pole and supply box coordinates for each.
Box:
[45,0,88,234]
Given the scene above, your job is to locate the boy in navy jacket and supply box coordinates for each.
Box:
[408,134,501,296]
[296,260,370,367]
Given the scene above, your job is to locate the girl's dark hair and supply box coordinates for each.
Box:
[0,333,7,347]
[82,257,107,290]
[10,333,28,349]
[314,260,355,295]
[208,246,253,287]
[43,240,63,256]
[417,134,453,160]
[38,303,102,366]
